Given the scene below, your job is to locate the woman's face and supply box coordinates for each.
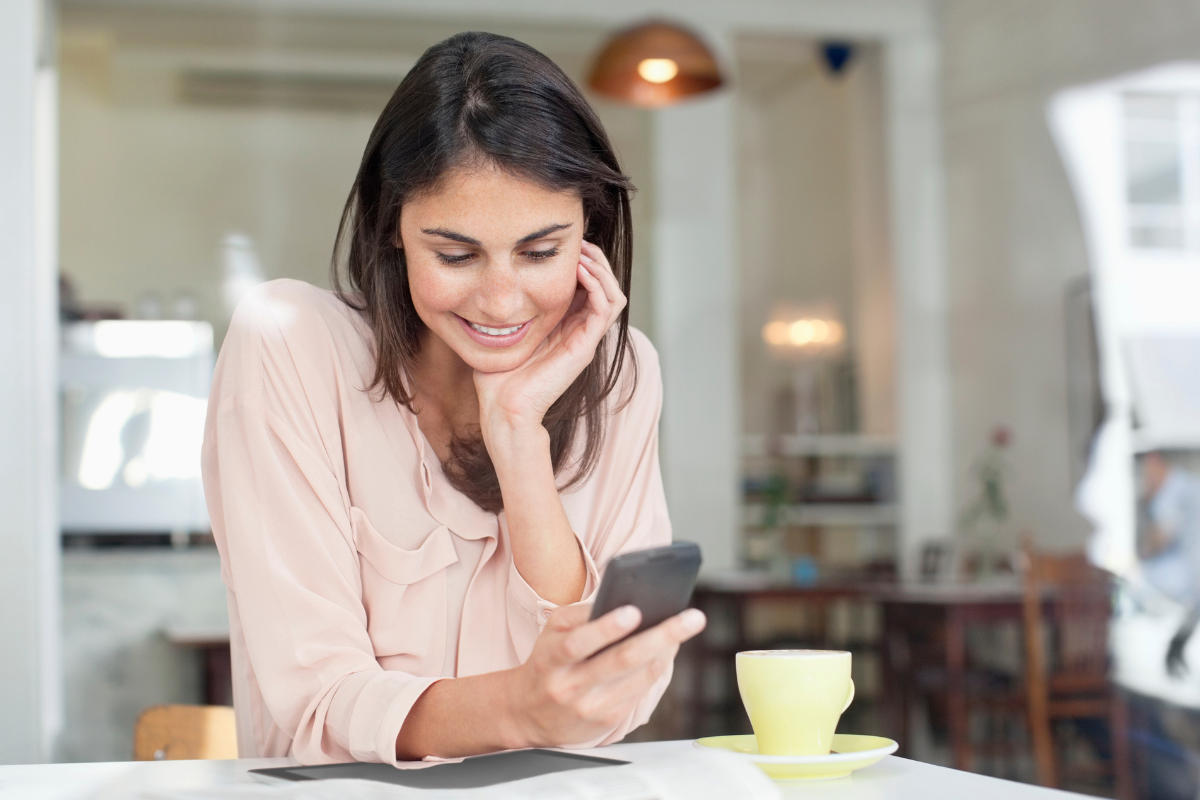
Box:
[399,165,585,374]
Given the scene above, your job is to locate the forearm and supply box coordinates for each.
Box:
[486,424,586,605]
[395,670,525,760]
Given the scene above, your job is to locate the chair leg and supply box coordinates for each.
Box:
[1024,645,1056,784]
[1110,690,1135,800]
[1022,569,1056,788]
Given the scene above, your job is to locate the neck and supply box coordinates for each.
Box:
[410,328,478,428]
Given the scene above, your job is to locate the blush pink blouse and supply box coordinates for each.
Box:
[201,279,672,765]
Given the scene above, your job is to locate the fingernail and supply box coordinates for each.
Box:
[680,609,705,632]
[579,252,593,263]
[616,606,639,627]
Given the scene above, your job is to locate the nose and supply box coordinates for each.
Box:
[476,258,523,322]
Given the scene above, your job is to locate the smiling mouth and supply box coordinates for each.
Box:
[455,315,532,347]
[468,320,525,336]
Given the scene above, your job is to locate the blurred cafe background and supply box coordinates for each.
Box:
[9,0,1200,796]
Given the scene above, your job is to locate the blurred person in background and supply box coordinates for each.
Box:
[1140,451,1200,613]
[1139,451,1200,675]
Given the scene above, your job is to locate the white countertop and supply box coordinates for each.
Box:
[0,740,1082,800]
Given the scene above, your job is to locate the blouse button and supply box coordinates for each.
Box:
[540,609,551,622]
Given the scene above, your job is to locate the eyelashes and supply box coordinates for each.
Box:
[524,247,560,262]
[433,247,560,266]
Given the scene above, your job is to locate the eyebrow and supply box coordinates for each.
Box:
[420,222,573,247]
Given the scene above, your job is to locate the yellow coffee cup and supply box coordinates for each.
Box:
[735,649,855,756]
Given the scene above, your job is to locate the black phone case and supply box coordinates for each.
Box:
[588,542,702,635]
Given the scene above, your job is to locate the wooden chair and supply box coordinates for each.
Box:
[133,704,238,761]
[1020,538,1133,798]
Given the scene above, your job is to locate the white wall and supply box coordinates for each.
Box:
[848,45,897,437]
[937,0,1200,551]
[734,40,896,441]
[0,0,61,764]
[736,38,858,438]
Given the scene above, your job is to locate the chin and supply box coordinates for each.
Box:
[466,354,526,374]
[457,340,541,374]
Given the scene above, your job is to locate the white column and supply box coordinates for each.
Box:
[0,0,61,764]
[652,36,740,575]
[884,33,955,577]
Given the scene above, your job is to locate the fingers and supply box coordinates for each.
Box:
[578,244,626,313]
[575,265,614,335]
[579,240,610,275]
[554,241,625,355]
[576,262,610,312]
[580,608,705,685]
[565,649,677,733]
[543,605,643,668]
[595,648,678,711]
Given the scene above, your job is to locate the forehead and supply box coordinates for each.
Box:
[403,165,583,235]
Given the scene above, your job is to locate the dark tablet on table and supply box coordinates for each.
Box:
[249,749,629,789]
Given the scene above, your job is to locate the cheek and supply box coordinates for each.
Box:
[528,262,580,318]
[407,258,465,315]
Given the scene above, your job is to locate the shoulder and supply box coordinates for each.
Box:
[227,279,364,343]
[608,326,662,418]
[626,326,660,374]
[216,280,373,399]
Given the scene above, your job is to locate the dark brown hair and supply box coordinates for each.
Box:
[331,31,636,513]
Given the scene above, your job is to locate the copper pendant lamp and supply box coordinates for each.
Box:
[587,21,723,108]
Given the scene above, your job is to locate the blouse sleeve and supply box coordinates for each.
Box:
[203,285,441,766]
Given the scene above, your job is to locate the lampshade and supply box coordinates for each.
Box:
[587,21,723,108]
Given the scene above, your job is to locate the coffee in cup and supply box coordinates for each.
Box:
[735,649,855,756]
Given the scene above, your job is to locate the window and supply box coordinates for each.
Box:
[1125,92,1196,250]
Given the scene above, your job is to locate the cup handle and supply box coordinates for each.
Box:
[842,679,856,713]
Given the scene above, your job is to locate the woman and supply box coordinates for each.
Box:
[201,31,706,765]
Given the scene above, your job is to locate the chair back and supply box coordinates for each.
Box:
[133,704,238,761]
[1019,537,1117,790]
[1021,542,1112,680]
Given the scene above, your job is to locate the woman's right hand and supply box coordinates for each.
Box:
[505,603,707,748]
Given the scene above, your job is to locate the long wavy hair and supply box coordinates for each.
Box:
[331,31,637,513]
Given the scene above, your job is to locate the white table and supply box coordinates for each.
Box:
[0,740,1083,800]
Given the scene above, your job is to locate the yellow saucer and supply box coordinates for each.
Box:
[693,733,898,781]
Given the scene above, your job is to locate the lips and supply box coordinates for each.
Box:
[455,314,532,348]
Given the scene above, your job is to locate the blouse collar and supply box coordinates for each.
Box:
[396,403,499,541]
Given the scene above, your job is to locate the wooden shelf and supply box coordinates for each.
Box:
[742,502,898,527]
[743,434,897,458]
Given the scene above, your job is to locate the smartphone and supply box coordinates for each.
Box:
[588,542,702,637]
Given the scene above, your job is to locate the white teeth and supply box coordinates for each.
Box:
[469,321,522,336]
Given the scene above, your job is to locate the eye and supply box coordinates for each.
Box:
[435,252,475,265]
[523,247,560,261]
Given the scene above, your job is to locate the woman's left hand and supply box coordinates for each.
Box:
[474,240,626,438]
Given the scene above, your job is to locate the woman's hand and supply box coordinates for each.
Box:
[395,603,706,759]
[474,240,625,440]
[506,603,707,748]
